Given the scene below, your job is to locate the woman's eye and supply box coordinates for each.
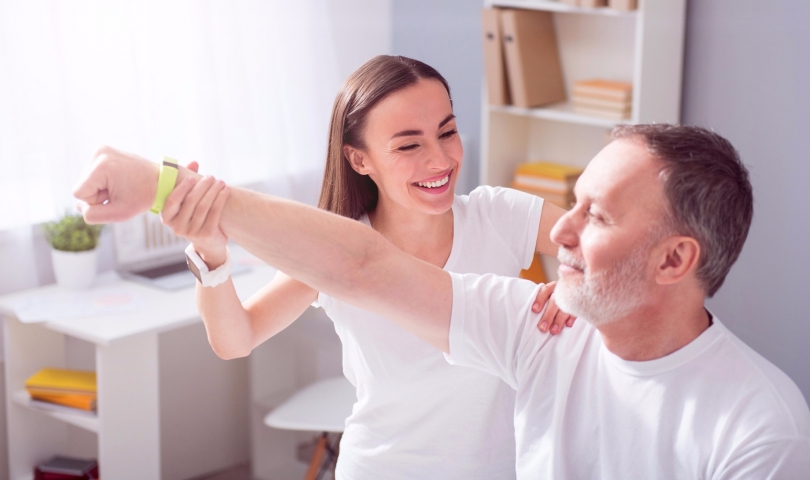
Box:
[398,144,419,151]
[440,129,457,139]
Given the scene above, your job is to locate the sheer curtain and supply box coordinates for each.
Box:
[0,0,342,230]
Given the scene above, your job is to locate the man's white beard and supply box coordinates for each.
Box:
[555,244,651,328]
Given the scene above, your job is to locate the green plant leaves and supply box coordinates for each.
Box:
[43,213,104,252]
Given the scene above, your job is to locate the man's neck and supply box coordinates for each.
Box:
[596,293,711,362]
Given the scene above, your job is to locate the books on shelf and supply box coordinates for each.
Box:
[25,368,97,412]
[35,455,99,480]
[482,8,566,108]
[511,161,583,209]
[571,79,633,120]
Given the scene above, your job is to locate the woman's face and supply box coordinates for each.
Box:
[345,78,463,216]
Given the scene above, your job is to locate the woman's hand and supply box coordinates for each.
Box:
[531,282,576,334]
[161,164,231,269]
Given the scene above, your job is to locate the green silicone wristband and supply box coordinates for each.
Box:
[150,157,179,214]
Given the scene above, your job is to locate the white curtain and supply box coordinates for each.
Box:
[0,0,342,230]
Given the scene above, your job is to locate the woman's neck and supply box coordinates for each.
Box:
[368,196,454,268]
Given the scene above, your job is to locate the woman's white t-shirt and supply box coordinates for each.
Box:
[314,186,544,479]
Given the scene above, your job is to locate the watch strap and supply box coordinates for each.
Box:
[150,156,179,214]
[185,244,232,287]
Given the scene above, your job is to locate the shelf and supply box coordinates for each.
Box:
[489,102,623,128]
[488,0,638,17]
[12,390,99,433]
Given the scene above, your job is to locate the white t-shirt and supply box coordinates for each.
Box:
[448,273,810,479]
[315,186,544,479]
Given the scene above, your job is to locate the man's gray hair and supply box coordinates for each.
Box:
[612,124,753,297]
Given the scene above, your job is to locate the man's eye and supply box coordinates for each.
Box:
[440,129,457,139]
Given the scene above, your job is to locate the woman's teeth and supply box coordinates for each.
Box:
[416,175,449,189]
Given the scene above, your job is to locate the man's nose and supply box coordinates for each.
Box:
[550,209,579,249]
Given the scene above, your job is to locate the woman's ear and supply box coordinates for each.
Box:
[655,236,701,287]
[344,145,371,175]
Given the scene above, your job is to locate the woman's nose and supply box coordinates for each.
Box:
[425,140,451,170]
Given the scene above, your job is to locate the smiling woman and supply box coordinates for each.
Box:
[158,54,575,480]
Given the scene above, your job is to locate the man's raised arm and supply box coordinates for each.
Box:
[74,147,453,351]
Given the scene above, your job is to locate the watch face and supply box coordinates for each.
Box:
[186,253,203,283]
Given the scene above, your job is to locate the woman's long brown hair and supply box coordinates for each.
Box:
[318,56,452,219]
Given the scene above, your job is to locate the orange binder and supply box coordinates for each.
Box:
[482,8,510,106]
[500,9,566,108]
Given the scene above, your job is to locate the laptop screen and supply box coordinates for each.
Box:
[113,213,189,272]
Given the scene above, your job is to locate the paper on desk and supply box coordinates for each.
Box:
[10,288,144,323]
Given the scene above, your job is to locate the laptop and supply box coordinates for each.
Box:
[113,213,248,290]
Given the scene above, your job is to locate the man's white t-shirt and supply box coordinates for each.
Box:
[315,186,544,479]
[447,273,810,479]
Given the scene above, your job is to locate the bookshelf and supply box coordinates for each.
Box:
[481,0,686,277]
[0,260,277,480]
[11,390,99,433]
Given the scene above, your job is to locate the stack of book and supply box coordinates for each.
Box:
[35,455,99,480]
[571,79,633,120]
[25,368,97,413]
[511,161,583,209]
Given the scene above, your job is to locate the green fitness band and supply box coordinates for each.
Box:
[150,156,179,214]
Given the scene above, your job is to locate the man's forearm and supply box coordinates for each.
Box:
[74,150,451,351]
[217,186,452,352]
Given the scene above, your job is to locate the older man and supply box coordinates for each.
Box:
[75,124,809,478]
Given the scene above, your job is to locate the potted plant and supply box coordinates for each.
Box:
[43,213,104,289]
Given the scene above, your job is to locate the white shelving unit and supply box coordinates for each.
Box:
[481,0,686,276]
[0,259,277,480]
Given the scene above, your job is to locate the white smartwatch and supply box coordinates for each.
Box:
[185,244,232,287]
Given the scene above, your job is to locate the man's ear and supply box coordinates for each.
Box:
[344,145,371,175]
[655,236,701,286]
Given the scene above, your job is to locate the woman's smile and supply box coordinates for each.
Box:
[413,169,453,194]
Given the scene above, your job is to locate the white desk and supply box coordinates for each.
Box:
[0,252,275,480]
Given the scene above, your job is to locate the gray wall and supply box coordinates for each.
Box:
[392,0,810,401]
[685,0,810,401]
[392,0,483,195]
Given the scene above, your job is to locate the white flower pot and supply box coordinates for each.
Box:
[51,249,98,289]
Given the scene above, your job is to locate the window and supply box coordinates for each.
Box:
[0,0,343,229]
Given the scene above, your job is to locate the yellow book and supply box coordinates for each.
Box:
[30,392,97,411]
[25,368,96,394]
[514,161,583,181]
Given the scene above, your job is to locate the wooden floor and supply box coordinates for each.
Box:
[193,464,252,480]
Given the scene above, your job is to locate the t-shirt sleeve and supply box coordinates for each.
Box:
[445,272,552,389]
[468,186,544,270]
[716,437,810,480]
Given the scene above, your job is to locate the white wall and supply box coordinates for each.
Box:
[391,0,483,195]
[683,0,810,402]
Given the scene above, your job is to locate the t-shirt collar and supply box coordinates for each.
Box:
[599,311,724,377]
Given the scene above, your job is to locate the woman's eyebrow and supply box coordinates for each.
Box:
[438,113,456,128]
[390,114,457,140]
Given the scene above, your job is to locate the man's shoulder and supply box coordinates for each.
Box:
[710,320,810,438]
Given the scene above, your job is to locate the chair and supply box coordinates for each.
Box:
[264,376,355,480]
